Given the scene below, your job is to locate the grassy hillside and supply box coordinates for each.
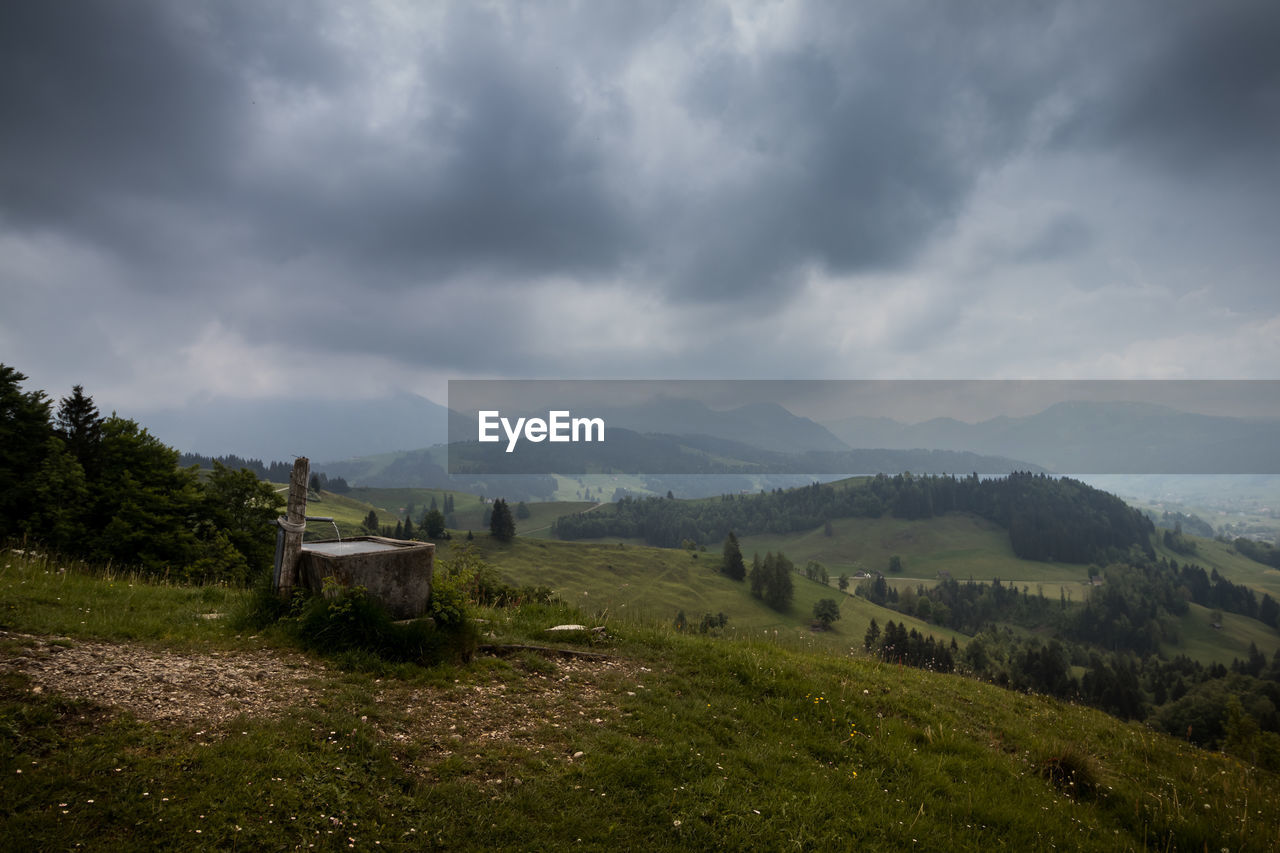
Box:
[511,500,598,539]
[1152,535,1280,600]
[300,489,397,537]
[1170,602,1280,666]
[1,549,1277,851]
[738,511,1087,586]
[298,484,1278,667]
[347,487,489,529]
[448,537,968,654]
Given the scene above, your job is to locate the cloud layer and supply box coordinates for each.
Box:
[2,1,1278,412]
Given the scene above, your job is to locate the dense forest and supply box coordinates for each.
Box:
[177,453,294,483]
[554,472,1154,564]
[1,365,282,584]
[857,555,1280,769]
[863,559,1278,650]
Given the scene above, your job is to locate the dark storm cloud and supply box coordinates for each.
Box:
[1,0,1067,302]
[639,3,1069,301]
[0,3,330,222]
[1054,2,1280,175]
[3,0,1280,405]
[271,5,633,281]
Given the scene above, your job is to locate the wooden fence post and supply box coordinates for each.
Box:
[276,456,309,599]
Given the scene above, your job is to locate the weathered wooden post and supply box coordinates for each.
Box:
[274,456,309,599]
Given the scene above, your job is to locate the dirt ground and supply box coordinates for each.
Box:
[0,631,644,775]
[0,631,331,724]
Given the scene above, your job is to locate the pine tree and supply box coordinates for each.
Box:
[403,515,415,540]
[363,510,380,533]
[864,618,880,651]
[749,553,764,598]
[764,552,794,611]
[54,384,103,477]
[721,531,746,581]
[489,498,515,542]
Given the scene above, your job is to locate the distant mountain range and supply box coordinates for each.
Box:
[144,392,1280,486]
[136,392,450,463]
[824,401,1280,474]
[588,398,850,454]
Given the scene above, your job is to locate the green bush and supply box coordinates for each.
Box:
[234,571,478,666]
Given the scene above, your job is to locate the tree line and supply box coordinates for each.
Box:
[553,472,1154,565]
[863,558,1278,651]
[1,365,283,584]
[856,550,1280,771]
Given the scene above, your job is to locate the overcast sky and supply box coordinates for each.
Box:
[3,1,1279,418]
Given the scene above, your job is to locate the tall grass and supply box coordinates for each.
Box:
[0,547,247,646]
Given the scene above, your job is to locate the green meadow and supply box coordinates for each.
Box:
[2,547,1278,851]
[739,512,1090,585]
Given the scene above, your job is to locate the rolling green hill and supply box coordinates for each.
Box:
[300,481,1278,669]
[1152,535,1280,600]
[1,548,1277,851]
[737,511,1087,585]
[443,537,964,653]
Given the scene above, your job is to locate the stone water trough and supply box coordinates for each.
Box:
[298,536,434,620]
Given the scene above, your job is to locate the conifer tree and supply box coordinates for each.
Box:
[54,384,103,477]
[489,498,515,542]
[864,618,880,651]
[749,553,764,598]
[764,551,794,611]
[721,531,746,581]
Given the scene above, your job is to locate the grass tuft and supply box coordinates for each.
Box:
[1037,742,1102,800]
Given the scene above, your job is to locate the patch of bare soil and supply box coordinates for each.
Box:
[0,631,647,777]
[0,631,330,724]
[375,655,646,779]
